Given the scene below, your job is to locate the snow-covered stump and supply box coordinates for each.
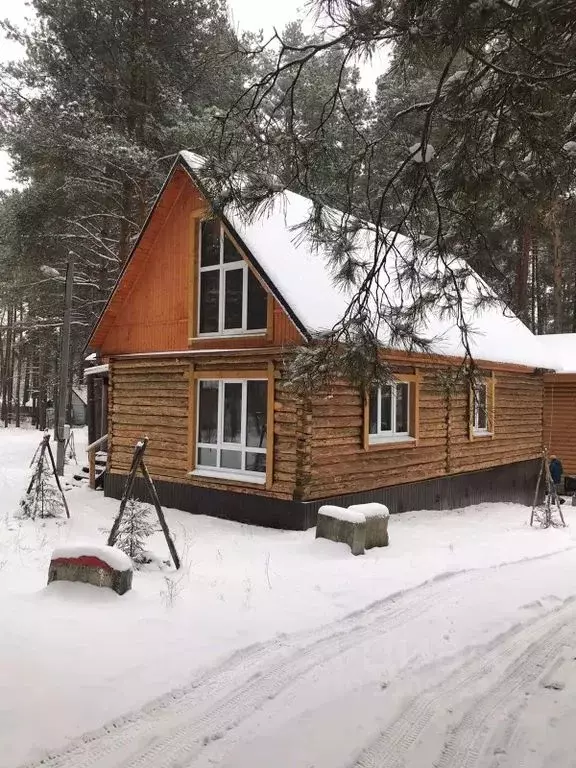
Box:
[349,503,390,549]
[315,505,366,556]
[48,545,133,596]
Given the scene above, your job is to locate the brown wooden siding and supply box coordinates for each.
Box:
[97,170,303,356]
[108,356,299,501]
[108,357,545,509]
[544,376,576,474]
[303,369,544,500]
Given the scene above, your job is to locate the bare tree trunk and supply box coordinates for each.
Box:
[551,212,563,332]
[22,350,30,413]
[516,222,530,323]
[531,233,538,332]
[3,304,14,427]
[572,269,576,333]
[38,344,47,431]
[7,316,16,428]
[15,304,24,428]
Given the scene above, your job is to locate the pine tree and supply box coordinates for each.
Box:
[211,0,576,386]
[113,498,157,565]
[19,449,67,519]
[0,0,253,387]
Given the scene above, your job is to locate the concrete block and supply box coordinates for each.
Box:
[348,503,390,548]
[48,546,133,595]
[315,505,366,556]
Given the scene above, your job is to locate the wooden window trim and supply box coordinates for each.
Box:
[188,209,208,341]
[187,365,274,487]
[469,372,496,441]
[193,219,269,341]
[363,372,420,451]
[266,361,275,489]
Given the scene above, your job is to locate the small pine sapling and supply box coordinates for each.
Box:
[113,498,157,565]
[20,454,67,520]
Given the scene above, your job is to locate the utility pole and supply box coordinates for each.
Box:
[55,254,74,476]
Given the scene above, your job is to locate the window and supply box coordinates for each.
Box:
[198,220,268,335]
[196,379,267,480]
[368,382,412,443]
[472,379,490,435]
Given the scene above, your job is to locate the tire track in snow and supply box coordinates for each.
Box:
[20,551,576,768]
[351,598,576,768]
[434,616,575,767]
[22,568,486,768]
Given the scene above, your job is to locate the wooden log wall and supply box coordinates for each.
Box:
[448,371,543,474]
[108,357,545,508]
[544,376,576,474]
[108,356,299,501]
[304,368,544,500]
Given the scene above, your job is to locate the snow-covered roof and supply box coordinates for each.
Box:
[536,334,576,373]
[179,151,550,370]
[84,364,109,377]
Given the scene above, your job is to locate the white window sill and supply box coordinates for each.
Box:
[473,429,493,438]
[369,435,416,446]
[189,468,266,485]
[193,330,267,340]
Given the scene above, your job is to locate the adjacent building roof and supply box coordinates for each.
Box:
[72,386,88,405]
[536,334,576,373]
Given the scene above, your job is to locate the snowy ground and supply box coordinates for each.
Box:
[2,427,576,768]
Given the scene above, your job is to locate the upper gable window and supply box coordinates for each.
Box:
[198,220,268,336]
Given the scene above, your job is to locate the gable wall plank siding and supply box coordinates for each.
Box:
[100,178,195,354]
[99,172,302,356]
[544,376,576,474]
[303,369,544,500]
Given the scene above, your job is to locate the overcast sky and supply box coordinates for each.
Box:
[0,0,385,189]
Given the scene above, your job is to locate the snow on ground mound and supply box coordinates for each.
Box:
[51,544,132,571]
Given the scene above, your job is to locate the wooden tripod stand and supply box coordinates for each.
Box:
[107,437,180,569]
[26,433,71,519]
[530,449,566,528]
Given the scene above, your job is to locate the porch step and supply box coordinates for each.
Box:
[73,452,107,487]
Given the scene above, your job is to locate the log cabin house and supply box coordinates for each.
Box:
[86,152,550,529]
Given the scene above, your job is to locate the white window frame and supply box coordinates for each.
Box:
[193,378,267,484]
[472,380,490,435]
[369,381,413,444]
[197,221,267,337]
